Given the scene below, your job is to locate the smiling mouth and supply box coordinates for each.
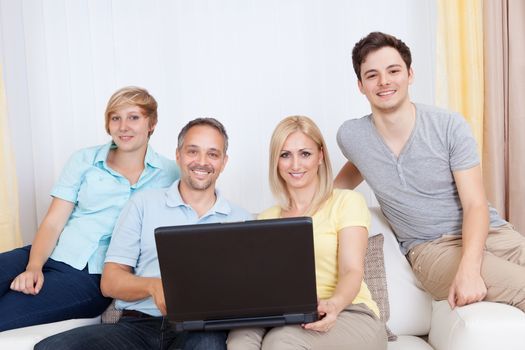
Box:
[119,136,133,141]
[190,165,214,178]
[289,172,305,178]
[377,90,396,97]
[192,169,211,176]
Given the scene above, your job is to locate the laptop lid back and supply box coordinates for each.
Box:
[154,217,318,331]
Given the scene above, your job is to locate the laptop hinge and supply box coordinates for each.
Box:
[177,320,205,332]
[175,312,319,332]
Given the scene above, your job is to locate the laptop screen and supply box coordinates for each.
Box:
[155,217,318,330]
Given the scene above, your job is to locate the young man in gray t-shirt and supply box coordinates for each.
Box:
[335,31,525,312]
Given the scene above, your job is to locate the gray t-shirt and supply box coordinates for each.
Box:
[337,103,506,254]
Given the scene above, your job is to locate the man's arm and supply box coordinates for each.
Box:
[449,164,489,308]
[334,161,364,189]
[101,262,167,315]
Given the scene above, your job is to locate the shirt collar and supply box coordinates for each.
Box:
[143,144,164,169]
[165,180,231,215]
[94,141,163,169]
[94,142,113,169]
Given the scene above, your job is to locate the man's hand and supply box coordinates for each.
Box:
[448,265,487,308]
[10,268,44,295]
[149,278,167,315]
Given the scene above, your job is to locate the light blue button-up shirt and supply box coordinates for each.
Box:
[105,179,253,316]
[50,142,179,273]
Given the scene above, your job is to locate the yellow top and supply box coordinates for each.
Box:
[258,189,379,317]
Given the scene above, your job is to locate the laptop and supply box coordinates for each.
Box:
[154,217,318,332]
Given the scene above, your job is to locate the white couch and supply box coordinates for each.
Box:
[370,207,525,350]
[1,207,524,349]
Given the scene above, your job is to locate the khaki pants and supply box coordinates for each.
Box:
[226,303,387,350]
[407,223,525,311]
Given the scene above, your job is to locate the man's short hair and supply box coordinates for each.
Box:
[177,117,229,153]
[352,32,412,81]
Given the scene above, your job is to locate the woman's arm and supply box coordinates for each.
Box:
[10,197,74,295]
[304,225,368,332]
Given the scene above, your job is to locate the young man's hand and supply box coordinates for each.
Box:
[448,265,487,308]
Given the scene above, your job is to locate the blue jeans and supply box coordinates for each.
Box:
[34,316,227,350]
[0,245,111,331]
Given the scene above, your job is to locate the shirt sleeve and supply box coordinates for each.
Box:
[448,114,480,171]
[336,120,355,162]
[50,150,89,203]
[335,190,371,232]
[105,196,144,267]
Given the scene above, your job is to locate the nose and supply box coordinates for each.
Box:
[291,155,300,170]
[196,152,207,165]
[378,73,390,86]
[118,118,129,131]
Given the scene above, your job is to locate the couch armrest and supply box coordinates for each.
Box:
[429,300,525,350]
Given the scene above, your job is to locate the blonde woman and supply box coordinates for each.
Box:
[0,86,178,331]
[227,116,386,350]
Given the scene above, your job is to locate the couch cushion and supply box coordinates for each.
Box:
[101,299,122,324]
[364,234,396,341]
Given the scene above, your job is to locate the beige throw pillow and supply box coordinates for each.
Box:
[364,234,397,341]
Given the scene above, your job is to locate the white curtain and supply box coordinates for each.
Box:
[0,65,22,252]
[0,0,437,243]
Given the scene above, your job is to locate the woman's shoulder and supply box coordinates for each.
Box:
[65,143,110,167]
[322,189,369,216]
[257,205,281,220]
[331,188,367,203]
[144,147,179,177]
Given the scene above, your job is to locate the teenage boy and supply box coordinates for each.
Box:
[336,31,525,311]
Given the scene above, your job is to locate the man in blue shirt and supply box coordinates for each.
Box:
[36,118,252,350]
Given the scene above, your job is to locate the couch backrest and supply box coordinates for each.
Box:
[369,207,432,336]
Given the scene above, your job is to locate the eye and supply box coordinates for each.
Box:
[208,152,219,159]
[110,116,120,122]
[301,151,312,158]
[279,152,290,159]
[389,69,400,74]
[365,73,376,80]
[128,115,141,121]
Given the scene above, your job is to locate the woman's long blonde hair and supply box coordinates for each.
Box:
[268,116,333,216]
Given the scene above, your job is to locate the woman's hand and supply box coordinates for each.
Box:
[303,298,342,332]
[15,197,75,296]
[10,268,44,295]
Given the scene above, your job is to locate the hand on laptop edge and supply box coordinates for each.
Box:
[302,298,340,332]
[149,278,167,316]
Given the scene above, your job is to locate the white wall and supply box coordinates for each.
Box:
[0,0,436,244]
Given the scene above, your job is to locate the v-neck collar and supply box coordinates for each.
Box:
[368,105,419,164]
